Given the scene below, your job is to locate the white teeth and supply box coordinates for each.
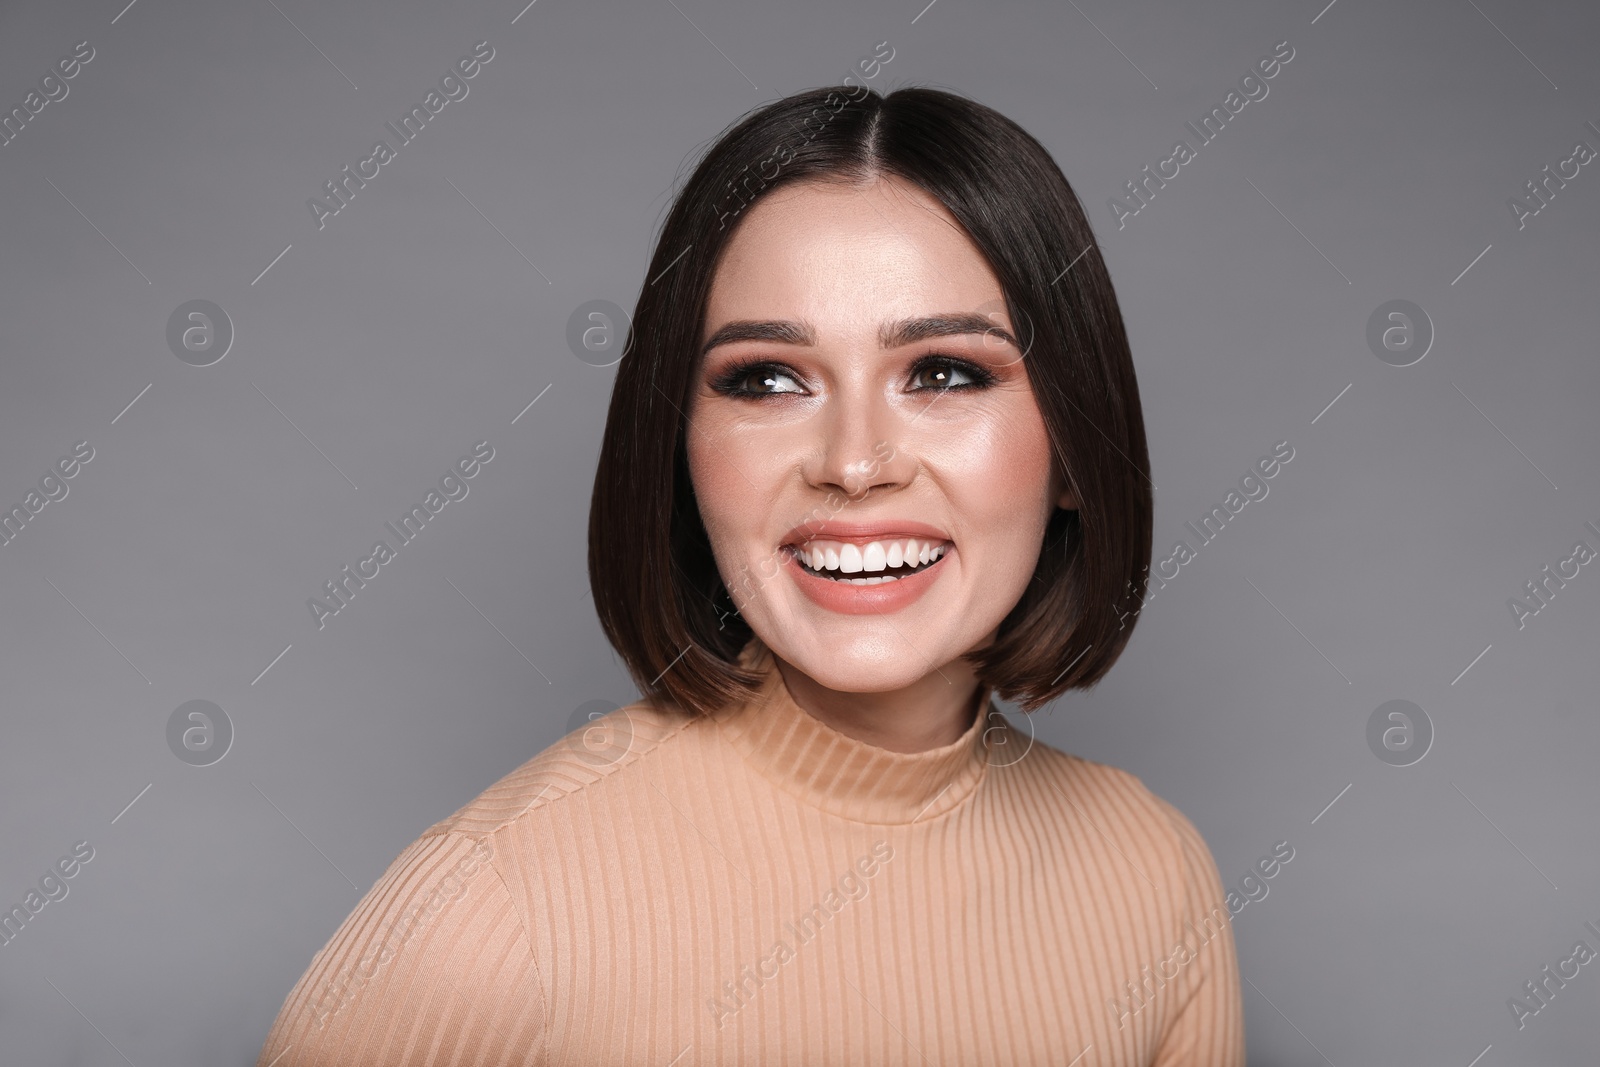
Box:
[790,537,949,577]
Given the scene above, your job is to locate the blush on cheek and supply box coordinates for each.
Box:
[946,412,1058,564]
[685,417,794,593]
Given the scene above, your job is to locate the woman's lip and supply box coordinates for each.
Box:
[779,518,953,549]
[783,542,950,614]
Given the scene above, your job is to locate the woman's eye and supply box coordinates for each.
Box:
[717,363,805,396]
[714,356,993,398]
[911,358,988,391]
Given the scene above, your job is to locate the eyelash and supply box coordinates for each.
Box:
[710,354,998,399]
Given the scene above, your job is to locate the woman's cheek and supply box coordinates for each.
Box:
[932,409,1052,520]
[687,429,780,588]
[685,426,743,529]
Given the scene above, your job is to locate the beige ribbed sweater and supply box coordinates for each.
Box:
[257,636,1244,1065]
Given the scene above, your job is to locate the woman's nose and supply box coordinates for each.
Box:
[802,386,913,500]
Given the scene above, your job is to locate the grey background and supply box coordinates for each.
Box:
[1,0,1596,1062]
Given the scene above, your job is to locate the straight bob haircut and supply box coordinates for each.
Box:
[588,83,1152,716]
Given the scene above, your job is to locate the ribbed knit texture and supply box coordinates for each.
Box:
[258,636,1244,1065]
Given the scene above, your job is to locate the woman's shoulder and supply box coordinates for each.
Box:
[990,726,1224,892]
[420,698,700,842]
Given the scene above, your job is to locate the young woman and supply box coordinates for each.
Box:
[258,83,1245,1066]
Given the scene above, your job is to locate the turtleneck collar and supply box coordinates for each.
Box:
[709,635,996,825]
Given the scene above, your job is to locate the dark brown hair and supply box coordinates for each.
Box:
[587,83,1152,715]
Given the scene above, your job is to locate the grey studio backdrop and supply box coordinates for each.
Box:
[0,0,1595,1062]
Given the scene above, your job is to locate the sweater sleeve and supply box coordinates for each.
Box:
[1148,800,1246,1067]
[255,828,547,1067]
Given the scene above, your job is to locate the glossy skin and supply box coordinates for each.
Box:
[686,175,1076,754]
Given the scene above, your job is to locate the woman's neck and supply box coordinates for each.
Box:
[771,653,987,754]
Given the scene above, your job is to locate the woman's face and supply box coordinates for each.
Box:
[686,175,1075,694]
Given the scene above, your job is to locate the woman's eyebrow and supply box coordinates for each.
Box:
[701,313,1017,357]
[882,313,1017,351]
[701,320,811,356]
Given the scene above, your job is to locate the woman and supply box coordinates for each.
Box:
[257,83,1245,1066]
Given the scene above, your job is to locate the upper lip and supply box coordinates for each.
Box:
[780,519,953,548]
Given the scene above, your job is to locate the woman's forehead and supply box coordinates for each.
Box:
[703,181,1006,342]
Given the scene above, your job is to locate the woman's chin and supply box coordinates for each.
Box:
[760,629,964,695]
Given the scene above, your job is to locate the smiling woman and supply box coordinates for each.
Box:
[684,174,1080,748]
[257,84,1244,1066]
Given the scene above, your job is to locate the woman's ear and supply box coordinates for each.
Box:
[1051,466,1077,511]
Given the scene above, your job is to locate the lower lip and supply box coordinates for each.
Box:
[783,544,951,615]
